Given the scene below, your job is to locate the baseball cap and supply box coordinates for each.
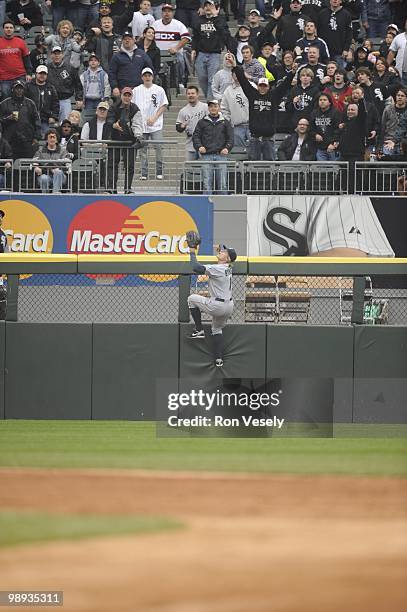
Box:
[290,0,302,3]
[258,77,269,85]
[249,8,260,15]
[36,65,48,73]
[121,86,133,94]
[52,45,62,52]
[141,66,154,75]
[161,3,174,8]
[238,24,250,31]
[203,0,215,5]
[207,99,219,105]
[0,210,5,219]
[387,23,399,33]
[97,101,110,110]
[357,46,368,54]
[89,53,100,60]
[122,30,133,37]
[12,80,25,89]
[220,245,237,262]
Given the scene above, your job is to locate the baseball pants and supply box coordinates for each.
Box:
[188,294,233,335]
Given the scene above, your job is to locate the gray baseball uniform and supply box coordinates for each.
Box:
[188,257,234,335]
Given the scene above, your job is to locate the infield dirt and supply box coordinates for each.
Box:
[0,468,406,612]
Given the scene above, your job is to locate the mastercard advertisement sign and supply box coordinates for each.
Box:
[0,195,213,284]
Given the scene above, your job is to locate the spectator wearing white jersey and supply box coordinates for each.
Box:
[153,4,191,87]
[130,0,155,38]
[132,66,168,179]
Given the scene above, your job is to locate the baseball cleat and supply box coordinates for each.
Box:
[215,358,224,367]
[188,329,205,339]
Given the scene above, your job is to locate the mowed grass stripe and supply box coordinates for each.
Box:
[0,510,182,548]
[0,421,406,476]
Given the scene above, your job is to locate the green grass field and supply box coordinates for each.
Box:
[0,511,181,548]
[1,421,406,476]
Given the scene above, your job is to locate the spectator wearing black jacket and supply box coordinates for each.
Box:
[191,1,230,100]
[106,88,144,192]
[317,0,353,67]
[287,67,320,127]
[277,117,317,160]
[372,57,402,98]
[57,119,80,160]
[192,99,233,195]
[233,58,294,160]
[338,98,367,160]
[309,92,341,160]
[86,0,135,36]
[47,46,83,122]
[295,44,326,84]
[345,46,375,76]
[0,80,41,160]
[7,0,42,32]
[275,0,311,52]
[355,67,388,117]
[26,66,60,137]
[138,26,161,75]
[350,85,380,152]
[342,0,363,42]
[30,35,48,74]
[85,16,122,72]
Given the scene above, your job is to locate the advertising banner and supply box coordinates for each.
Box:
[0,194,213,285]
[247,195,396,258]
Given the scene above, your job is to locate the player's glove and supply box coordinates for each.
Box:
[186,230,201,249]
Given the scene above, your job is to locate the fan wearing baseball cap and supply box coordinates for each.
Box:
[80,53,111,125]
[152,3,191,88]
[230,51,294,161]
[25,65,59,137]
[107,29,154,96]
[132,65,169,179]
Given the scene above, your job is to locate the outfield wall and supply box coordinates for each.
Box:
[1,321,406,423]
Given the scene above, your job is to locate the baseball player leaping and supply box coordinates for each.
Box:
[186,231,237,368]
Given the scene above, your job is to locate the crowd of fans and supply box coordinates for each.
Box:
[0,0,405,193]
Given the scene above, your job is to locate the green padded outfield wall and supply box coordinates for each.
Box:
[92,323,179,420]
[266,326,355,423]
[0,322,4,419]
[5,323,92,419]
[353,326,407,423]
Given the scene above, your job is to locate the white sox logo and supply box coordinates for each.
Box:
[263,207,307,255]
[151,93,158,107]
[235,94,246,107]
[60,70,69,79]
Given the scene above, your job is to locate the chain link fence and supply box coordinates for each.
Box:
[12,272,407,326]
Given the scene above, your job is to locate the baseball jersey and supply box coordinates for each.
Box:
[176,101,208,152]
[153,18,190,52]
[247,195,395,257]
[204,263,233,301]
[131,83,168,132]
[130,11,155,39]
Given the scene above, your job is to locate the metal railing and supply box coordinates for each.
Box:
[183,160,348,195]
[0,159,13,192]
[77,139,182,194]
[2,156,407,196]
[16,159,72,194]
[355,162,407,196]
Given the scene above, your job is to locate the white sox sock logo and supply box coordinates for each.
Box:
[263,207,307,255]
